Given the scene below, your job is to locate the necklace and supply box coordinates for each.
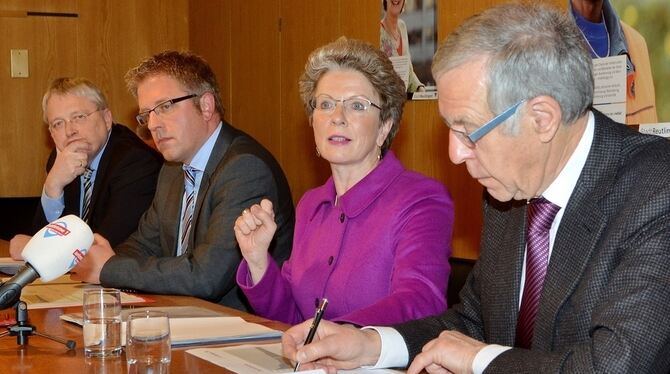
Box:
[577,11,610,58]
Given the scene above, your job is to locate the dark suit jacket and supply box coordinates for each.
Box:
[396,111,670,373]
[99,121,295,311]
[33,124,162,247]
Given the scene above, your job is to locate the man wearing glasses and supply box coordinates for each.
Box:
[9,77,162,259]
[70,51,294,311]
[282,3,670,373]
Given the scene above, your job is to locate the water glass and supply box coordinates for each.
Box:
[126,310,171,374]
[83,288,122,358]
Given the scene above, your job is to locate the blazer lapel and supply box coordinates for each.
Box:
[184,122,234,254]
[165,164,184,255]
[485,199,527,346]
[532,111,621,350]
[87,127,116,222]
[63,180,81,217]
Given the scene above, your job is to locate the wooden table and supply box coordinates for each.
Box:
[0,294,288,373]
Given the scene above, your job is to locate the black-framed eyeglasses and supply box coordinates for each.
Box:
[135,94,198,127]
[448,100,524,148]
[49,109,103,132]
[310,94,381,116]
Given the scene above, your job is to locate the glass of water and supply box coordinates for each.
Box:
[126,310,171,374]
[82,288,122,358]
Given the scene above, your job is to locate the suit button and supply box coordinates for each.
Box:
[328,256,334,265]
[339,213,345,223]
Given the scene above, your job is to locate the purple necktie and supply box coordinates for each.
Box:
[515,197,560,349]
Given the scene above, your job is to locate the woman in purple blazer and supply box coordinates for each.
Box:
[234,37,454,326]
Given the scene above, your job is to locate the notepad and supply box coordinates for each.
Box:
[61,312,282,347]
[0,257,24,275]
[188,342,406,373]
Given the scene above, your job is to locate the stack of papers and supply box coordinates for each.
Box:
[0,257,24,275]
[14,276,148,308]
[61,313,282,347]
[188,343,405,373]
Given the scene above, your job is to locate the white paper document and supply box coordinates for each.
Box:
[389,55,411,91]
[592,55,627,123]
[0,257,24,275]
[187,342,405,373]
[61,314,281,347]
[9,276,147,309]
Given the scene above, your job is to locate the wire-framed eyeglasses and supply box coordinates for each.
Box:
[49,109,103,132]
[448,100,524,148]
[136,93,198,127]
[310,94,381,116]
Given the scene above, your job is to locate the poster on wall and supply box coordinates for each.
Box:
[568,0,669,126]
[380,0,437,100]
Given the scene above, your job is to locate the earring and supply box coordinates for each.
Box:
[316,147,321,158]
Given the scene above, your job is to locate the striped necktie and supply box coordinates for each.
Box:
[81,168,94,222]
[178,165,197,255]
[515,197,560,349]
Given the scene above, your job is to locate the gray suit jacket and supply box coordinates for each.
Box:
[99,121,294,311]
[396,111,670,373]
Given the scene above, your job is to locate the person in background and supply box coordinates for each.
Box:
[70,51,295,311]
[9,77,161,259]
[569,0,657,124]
[234,37,453,326]
[380,0,425,93]
[281,3,670,373]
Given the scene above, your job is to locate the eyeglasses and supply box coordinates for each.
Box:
[310,94,381,117]
[135,94,198,127]
[448,100,524,148]
[49,109,102,132]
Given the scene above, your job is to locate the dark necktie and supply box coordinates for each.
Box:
[81,168,94,222]
[178,166,197,256]
[515,197,560,349]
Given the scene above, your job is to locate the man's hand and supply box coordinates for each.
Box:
[282,319,382,373]
[70,233,114,284]
[9,234,31,260]
[407,330,486,374]
[44,140,90,198]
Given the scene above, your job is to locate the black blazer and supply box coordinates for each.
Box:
[395,111,670,373]
[33,124,162,247]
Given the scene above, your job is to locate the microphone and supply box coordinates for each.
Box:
[0,215,93,309]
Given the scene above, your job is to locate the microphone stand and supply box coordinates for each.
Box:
[0,300,76,350]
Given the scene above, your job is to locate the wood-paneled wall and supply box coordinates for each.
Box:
[2,0,565,259]
[0,0,188,197]
[190,0,561,259]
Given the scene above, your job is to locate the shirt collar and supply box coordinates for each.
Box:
[542,111,595,208]
[185,122,222,172]
[88,128,112,172]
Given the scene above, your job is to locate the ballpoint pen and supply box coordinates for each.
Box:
[294,298,328,372]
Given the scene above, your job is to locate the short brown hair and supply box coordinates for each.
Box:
[125,50,225,116]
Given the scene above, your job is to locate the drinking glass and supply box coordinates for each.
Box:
[126,310,171,374]
[82,288,122,358]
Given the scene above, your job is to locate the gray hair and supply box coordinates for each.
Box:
[432,2,593,129]
[299,37,406,154]
[42,77,109,124]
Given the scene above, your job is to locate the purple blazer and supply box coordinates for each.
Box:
[237,151,454,326]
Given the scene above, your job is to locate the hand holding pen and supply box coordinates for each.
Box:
[294,298,328,372]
